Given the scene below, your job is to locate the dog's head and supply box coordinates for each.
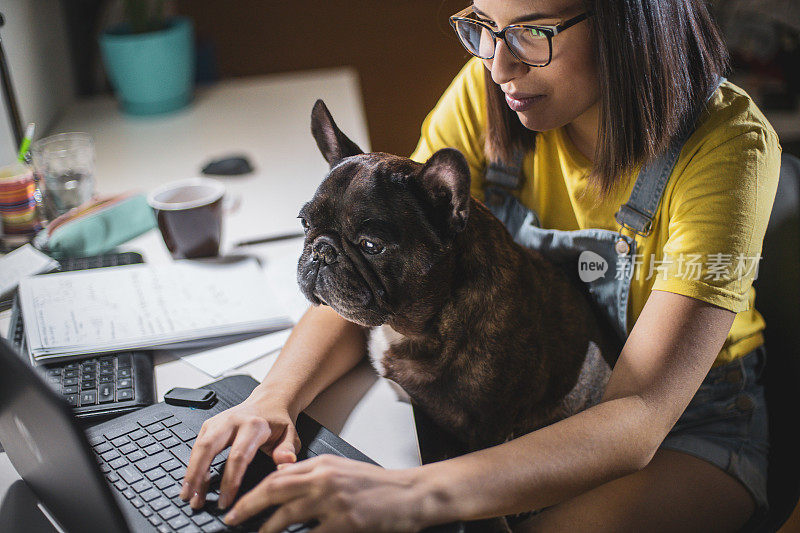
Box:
[296,100,471,327]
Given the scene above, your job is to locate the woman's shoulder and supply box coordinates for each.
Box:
[690,80,780,153]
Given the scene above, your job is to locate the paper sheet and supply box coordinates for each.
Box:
[0,244,58,299]
[179,329,292,377]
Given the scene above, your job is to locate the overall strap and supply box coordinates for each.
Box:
[615,77,726,236]
[484,149,526,190]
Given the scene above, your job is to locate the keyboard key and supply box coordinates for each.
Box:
[145,468,166,481]
[210,449,229,466]
[162,417,180,428]
[127,450,146,463]
[153,430,172,441]
[99,375,115,384]
[131,479,151,493]
[64,362,78,370]
[138,436,157,448]
[106,472,120,483]
[62,385,78,395]
[117,353,132,367]
[81,381,96,391]
[88,435,106,446]
[201,520,227,532]
[191,513,214,526]
[46,368,62,377]
[167,514,190,529]
[159,505,180,521]
[63,377,79,387]
[79,391,97,406]
[148,515,162,526]
[93,440,112,454]
[144,443,163,456]
[129,429,148,441]
[117,389,134,401]
[147,422,166,434]
[161,458,182,472]
[155,476,174,490]
[119,442,138,455]
[111,436,130,447]
[162,437,181,449]
[118,368,132,379]
[141,507,153,517]
[118,466,142,484]
[131,497,144,508]
[150,497,170,511]
[104,426,133,441]
[63,369,79,378]
[65,394,78,407]
[170,466,187,480]
[136,451,173,472]
[170,444,192,465]
[181,524,201,533]
[138,412,173,427]
[100,449,120,462]
[109,457,128,469]
[122,489,136,500]
[141,488,161,502]
[113,480,127,491]
[163,484,182,499]
[170,425,196,442]
[117,378,132,389]
[157,525,170,533]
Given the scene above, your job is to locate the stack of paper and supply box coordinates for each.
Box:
[17,258,293,363]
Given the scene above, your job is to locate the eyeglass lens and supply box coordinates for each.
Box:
[453,19,550,66]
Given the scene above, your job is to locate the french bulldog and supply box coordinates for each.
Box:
[296,100,615,528]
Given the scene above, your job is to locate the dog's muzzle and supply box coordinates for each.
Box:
[311,236,338,265]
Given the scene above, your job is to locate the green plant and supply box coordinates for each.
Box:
[123,0,167,34]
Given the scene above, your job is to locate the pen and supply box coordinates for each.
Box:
[233,232,305,247]
[17,122,34,163]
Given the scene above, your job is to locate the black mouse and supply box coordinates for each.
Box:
[201,154,254,175]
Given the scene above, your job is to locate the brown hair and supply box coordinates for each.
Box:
[484,0,729,197]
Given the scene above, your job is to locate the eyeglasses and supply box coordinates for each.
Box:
[449,6,592,67]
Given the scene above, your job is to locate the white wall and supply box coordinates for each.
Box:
[0,0,74,164]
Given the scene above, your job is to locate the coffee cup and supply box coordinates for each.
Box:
[147,178,231,259]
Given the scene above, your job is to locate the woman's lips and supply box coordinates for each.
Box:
[505,93,544,112]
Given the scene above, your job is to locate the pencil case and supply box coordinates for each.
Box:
[33,193,156,259]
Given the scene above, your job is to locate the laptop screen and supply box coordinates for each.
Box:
[0,338,129,533]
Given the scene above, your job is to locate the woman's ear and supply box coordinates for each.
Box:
[310,99,364,167]
[416,148,471,234]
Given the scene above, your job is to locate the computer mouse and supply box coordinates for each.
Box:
[201,154,255,175]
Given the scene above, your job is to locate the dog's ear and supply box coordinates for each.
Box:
[311,100,364,167]
[416,148,471,234]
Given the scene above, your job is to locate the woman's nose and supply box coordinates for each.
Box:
[487,39,527,86]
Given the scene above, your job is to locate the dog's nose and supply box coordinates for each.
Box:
[312,236,338,265]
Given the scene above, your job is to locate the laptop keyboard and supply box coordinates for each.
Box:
[90,412,313,533]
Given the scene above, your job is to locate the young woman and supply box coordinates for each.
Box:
[181,1,781,530]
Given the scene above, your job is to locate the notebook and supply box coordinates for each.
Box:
[17,258,293,363]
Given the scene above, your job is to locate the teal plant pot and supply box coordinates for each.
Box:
[99,17,195,116]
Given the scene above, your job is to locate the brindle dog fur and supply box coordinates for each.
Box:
[297,101,614,530]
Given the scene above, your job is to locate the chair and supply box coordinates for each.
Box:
[750,153,800,532]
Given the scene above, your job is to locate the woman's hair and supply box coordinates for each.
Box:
[484,0,729,197]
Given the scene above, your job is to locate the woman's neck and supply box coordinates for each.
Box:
[563,103,600,162]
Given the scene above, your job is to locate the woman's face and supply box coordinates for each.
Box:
[473,0,599,133]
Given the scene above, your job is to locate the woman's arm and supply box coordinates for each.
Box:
[411,289,735,525]
[223,289,735,531]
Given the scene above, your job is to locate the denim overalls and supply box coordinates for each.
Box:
[482,78,770,515]
[482,80,724,346]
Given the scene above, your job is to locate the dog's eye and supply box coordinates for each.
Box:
[359,239,384,255]
[298,217,310,232]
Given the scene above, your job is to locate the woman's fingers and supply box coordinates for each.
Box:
[225,471,315,526]
[217,419,272,509]
[257,497,319,533]
[271,423,301,466]
[181,419,235,502]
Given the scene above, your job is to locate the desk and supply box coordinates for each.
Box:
[0,69,421,529]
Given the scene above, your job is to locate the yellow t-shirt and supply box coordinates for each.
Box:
[411,58,781,366]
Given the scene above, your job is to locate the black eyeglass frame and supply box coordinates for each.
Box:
[449,7,592,67]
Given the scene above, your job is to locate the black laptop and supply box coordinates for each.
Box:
[0,337,463,533]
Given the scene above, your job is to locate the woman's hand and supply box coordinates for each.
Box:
[180,394,301,510]
[223,455,427,533]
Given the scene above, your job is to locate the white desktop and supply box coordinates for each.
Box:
[0,69,422,529]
